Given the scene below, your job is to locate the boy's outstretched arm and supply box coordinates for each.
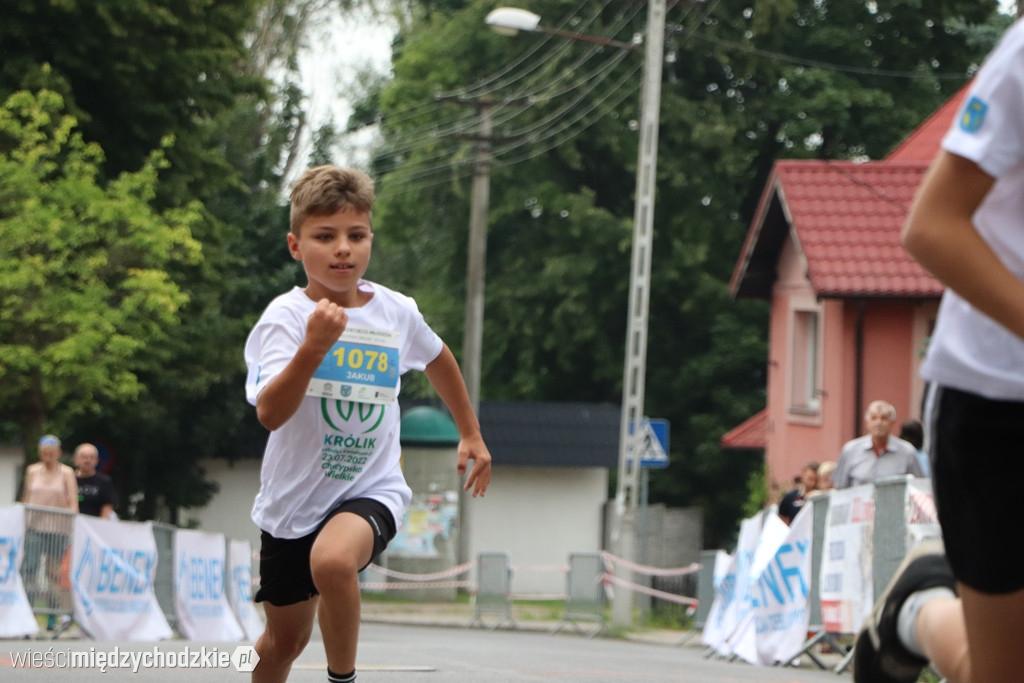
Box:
[424,344,492,497]
[903,151,1024,341]
[256,299,348,431]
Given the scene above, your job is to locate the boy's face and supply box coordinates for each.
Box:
[288,207,373,305]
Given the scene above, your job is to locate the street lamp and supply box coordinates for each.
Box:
[487,2,666,627]
[485,7,641,51]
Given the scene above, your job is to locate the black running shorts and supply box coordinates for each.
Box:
[928,385,1024,594]
[254,497,396,606]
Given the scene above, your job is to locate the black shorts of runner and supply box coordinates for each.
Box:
[928,385,1024,594]
[255,498,396,606]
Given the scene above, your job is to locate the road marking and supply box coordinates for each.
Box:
[293,664,436,672]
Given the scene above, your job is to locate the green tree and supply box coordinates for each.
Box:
[0,0,264,200]
[0,89,202,452]
[0,0,322,518]
[58,1,337,520]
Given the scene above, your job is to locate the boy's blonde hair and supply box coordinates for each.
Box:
[289,166,375,234]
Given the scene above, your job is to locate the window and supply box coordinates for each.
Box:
[790,309,821,414]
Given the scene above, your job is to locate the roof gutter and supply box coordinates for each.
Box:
[853,299,866,440]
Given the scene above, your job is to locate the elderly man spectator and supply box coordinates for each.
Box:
[74,443,118,519]
[833,400,924,489]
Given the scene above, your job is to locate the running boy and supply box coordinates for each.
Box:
[244,166,492,683]
[853,17,1024,683]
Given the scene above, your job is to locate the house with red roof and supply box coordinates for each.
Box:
[725,87,969,489]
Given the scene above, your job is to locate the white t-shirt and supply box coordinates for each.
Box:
[244,282,443,538]
[921,19,1024,401]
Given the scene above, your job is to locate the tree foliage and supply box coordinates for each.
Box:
[0,0,316,517]
[0,89,202,447]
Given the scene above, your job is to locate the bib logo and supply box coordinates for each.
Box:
[321,399,386,435]
[320,400,385,482]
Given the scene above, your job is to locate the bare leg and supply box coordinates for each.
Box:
[310,512,375,676]
[252,598,317,683]
[916,584,1024,683]
[915,596,969,682]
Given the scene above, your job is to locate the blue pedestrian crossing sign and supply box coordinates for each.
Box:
[638,418,669,468]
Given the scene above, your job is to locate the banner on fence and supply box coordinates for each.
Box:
[228,539,264,641]
[906,479,941,547]
[174,529,243,641]
[733,505,813,665]
[818,484,875,634]
[71,515,172,641]
[701,510,763,655]
[389,492,459,557]
[0,505,39,638]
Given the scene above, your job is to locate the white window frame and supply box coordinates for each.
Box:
[789,307,822,416]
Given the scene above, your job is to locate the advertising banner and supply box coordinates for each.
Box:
[0,505,39,638]
[389,492,459,557]
[227,539,264,641]
[174,529,243,641]
[701,511,764,655]
[732,505,814,665]
[71,516,173,641]
[906,479,942,547]
[818,484,875,634]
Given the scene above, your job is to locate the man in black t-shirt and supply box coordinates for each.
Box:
[74,443,118,518]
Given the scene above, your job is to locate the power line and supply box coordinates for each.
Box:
[673,26,975,80]
[374,1,710,199]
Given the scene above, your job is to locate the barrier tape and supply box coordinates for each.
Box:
[601,551,700,577]
[602,573,699,606]
[360,580,476,591]
[365,562,473,581]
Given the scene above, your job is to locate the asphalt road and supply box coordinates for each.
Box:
[3,623,851,682]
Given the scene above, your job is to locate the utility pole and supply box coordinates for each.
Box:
[463,99,492,413]
[434,94,493,571]
[611,0,666,628]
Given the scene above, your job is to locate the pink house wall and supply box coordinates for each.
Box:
[763,233,934,492]
[841,301,915,431]
[765,235,830,486]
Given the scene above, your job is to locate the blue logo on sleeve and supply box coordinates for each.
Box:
[959,96,988,133]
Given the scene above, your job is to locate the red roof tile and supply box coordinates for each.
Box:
[731,87,970,300]
[775,161,943,297]
[720,409,767,450]
[886,84,971,163]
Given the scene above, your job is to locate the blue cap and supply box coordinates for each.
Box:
[39,435,61,447]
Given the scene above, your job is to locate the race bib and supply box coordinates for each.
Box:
[306,326,400,404]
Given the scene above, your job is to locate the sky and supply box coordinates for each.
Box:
[296,11,396,169]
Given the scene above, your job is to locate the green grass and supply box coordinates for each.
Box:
[361,591,473,605]
[509,600,563,621]
[643,610,694,631]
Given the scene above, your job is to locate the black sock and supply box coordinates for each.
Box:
[327,668,355,683]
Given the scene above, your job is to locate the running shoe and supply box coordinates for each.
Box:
[853,538,955,683]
